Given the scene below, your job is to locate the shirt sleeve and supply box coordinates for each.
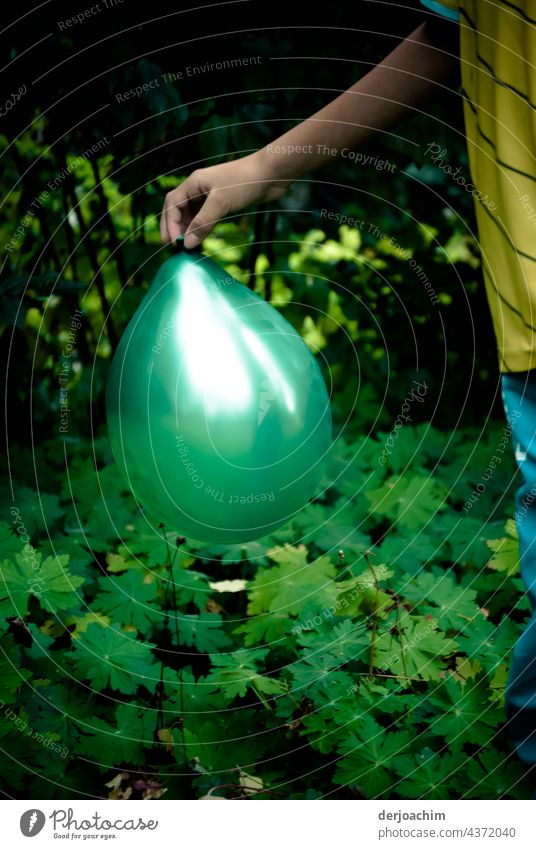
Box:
[420,0,460,21]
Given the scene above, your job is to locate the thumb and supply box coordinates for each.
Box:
[184,191,228,249]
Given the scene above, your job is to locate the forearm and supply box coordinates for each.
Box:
[255,21,460,184]
[161,18,460,245]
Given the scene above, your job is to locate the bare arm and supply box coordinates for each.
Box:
[161,19,459,247]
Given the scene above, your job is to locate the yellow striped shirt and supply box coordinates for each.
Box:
[422,0,536,372]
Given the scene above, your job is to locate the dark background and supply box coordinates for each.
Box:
[1,0,499,451]
[0,0,528,804]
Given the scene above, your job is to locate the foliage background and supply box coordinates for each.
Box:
[0,0,531,799]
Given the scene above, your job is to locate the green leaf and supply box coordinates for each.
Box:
[375,530,439,571]
[487,520,519,576]
[60,459,126,522]
[292,500,370,555]
[246,568,280,616]
[0,636,30,703]
[181,713,268,772]
[120,517,196,569]
[365,474,448,529]
[0,555,36,618]
[395,747,466,799]
[85,499,138,549]
[0,552,84,617]
[267,544,309,569]
[206,648,284,703]
[94,571,162,630]
[432,513,493,569]
[456,613,521,667]
[76,704,157,766]
[300,713,338,753]
[29,683,95,744]
[297,620,370,667]
[234,613,293,647]
[197,538,272,566]
[8,488,64,535]
[374,612,458,681]
[334,715,411,797]
[40,535,94,577]
[72,623,158,694]
[401,569,479,631]
[163,668,227,714]
[0,708,61,788]
[35,554,85,614]
[177,613,231,653]
[247,546,336,616]
[465,750,529,799]
[375,424,427,474]
[291,658,354,697]
[335,564,394,617]
[0,521,25,560]
[319,436,378,496]
[61,461,134,548]
[172,568,211,610]
[426,672,503,750]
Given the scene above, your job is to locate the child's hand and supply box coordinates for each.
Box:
[160,152,287,248]
[160,22,458,249]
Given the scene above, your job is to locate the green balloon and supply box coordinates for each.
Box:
[106,242,332,543]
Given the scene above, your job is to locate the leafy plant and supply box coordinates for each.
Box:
[0,403,529,799]
[0,5,527,798]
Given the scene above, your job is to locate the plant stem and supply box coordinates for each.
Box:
[359,671,422,683]
[396,601,409,680]
[264,213,277,302]
[248,209,266,289]
[90,159,129,289]
[64,182,118,350]
[365,551,380,677]
[166,535,187,764]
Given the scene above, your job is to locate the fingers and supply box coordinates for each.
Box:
[159,205,171,243]
[160,172,205,243]
[160,192,185,244]
[184,190,228,249]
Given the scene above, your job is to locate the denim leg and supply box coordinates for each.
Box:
[501,370,536,766]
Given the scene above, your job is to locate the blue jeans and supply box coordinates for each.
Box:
[501,370,536,767]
